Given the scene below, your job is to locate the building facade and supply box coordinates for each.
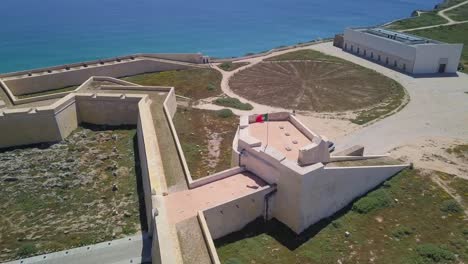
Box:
[342,27,463,74]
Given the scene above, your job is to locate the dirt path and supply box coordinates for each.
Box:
[200,46,360,140]
[401,0,468,32]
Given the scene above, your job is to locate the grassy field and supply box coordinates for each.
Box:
[173,108,238,179]
[436,0,468,10]
[231,50,407,124]
[216,169,468,264]
[219,62,250,71]
[386,12,448,30]
[214,96,253,111]
[0,125,143,262]
[16,85,79,99]
[122,68,222,100]
[446,2,468,21]
[410,23,468,72]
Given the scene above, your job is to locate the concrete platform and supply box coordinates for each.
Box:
[165,172,266,224]
[4,234,151,264]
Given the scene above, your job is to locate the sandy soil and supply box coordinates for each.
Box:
[389,137,468,179]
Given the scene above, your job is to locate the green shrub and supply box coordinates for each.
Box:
[225,258,242,264]
[219,62,233,71]
[17,243,38,258]
[352,189,392,214]
[207,83,216,91]
[391,225,413,239]
[217,109,234,118]
[214,97,253,110]
[440,200,462,213]
[331,219,342,229]
[416,244,455,262]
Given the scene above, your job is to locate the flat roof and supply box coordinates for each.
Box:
[165,172,266,224]
[249,120,312,161]
[358,27,441,45]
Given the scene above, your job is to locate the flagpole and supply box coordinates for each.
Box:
[266,112,269,150]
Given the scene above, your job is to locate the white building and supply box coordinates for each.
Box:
[342,27,463,74]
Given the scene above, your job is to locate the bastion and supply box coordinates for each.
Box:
[0,54,409,264]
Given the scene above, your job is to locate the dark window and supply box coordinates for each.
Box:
[386,57,389,65]
[364,50,367,56]
[378,55,381,61]
[371,52,374,59]
[357,47,360,54]
[345,43,348,50]
[438,63,446,73]
[394,60,397,67]
[403,64,406,71]
[351,45,354,52]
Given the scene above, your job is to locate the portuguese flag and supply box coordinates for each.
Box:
[255,113,269,123]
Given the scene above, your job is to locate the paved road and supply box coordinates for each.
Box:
[310,42,468,154]
[4,234,152,264]
[402,0,468,32]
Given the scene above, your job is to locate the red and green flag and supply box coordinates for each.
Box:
[255,113,269,123]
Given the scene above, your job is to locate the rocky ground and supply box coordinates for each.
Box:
[0,125,144,262]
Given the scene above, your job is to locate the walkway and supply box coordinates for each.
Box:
[308,42,468,154]
[401,0,468,32]
[4,234,151,264]
[165,172,266,224]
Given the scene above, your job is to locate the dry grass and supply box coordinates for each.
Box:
[122,68,222,100]
[0,125,143,262]
[230,50,406,124]
[173,107,238,179]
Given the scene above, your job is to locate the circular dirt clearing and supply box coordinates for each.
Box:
[230,60,403,112]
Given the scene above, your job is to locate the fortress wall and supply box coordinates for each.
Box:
[145,53,203,64]
[296,164,408,233]
[203,186,274,240]
[0,95,79,148]
[0,108,62,148]
[4,59,191,96]
[197,211,221,264]
[239,145,283,184]
[52,96,80,139]
[190,167,245,189]
[0,53,203,79]
[75,94,141,125]
[289,115,318,140]
[163,88,177,118]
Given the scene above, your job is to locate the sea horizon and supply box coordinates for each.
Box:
[0,0,440,73]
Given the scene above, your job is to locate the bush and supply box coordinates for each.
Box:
[352,189,392,214]
[440,200,462,213]
[391,225,413,239]
[219,62,233,71]
[217,109,234,118]
[416,244,455,262]
[17,243,38,258]
[214,97,253,110]
[331,219,342,229]
[207,83,216,91]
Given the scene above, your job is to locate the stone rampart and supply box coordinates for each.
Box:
[203,185,275,240]
[3,59,192,96]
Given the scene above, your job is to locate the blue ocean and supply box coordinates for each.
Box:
[0,0,440,73]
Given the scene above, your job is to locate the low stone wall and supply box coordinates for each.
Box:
[3,59,192,96]
[0,53,204,79]
[203,185,275,240]
[190,167,245,189]
[0,94,78,148]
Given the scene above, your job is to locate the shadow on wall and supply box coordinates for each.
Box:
[214,170,403,250]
